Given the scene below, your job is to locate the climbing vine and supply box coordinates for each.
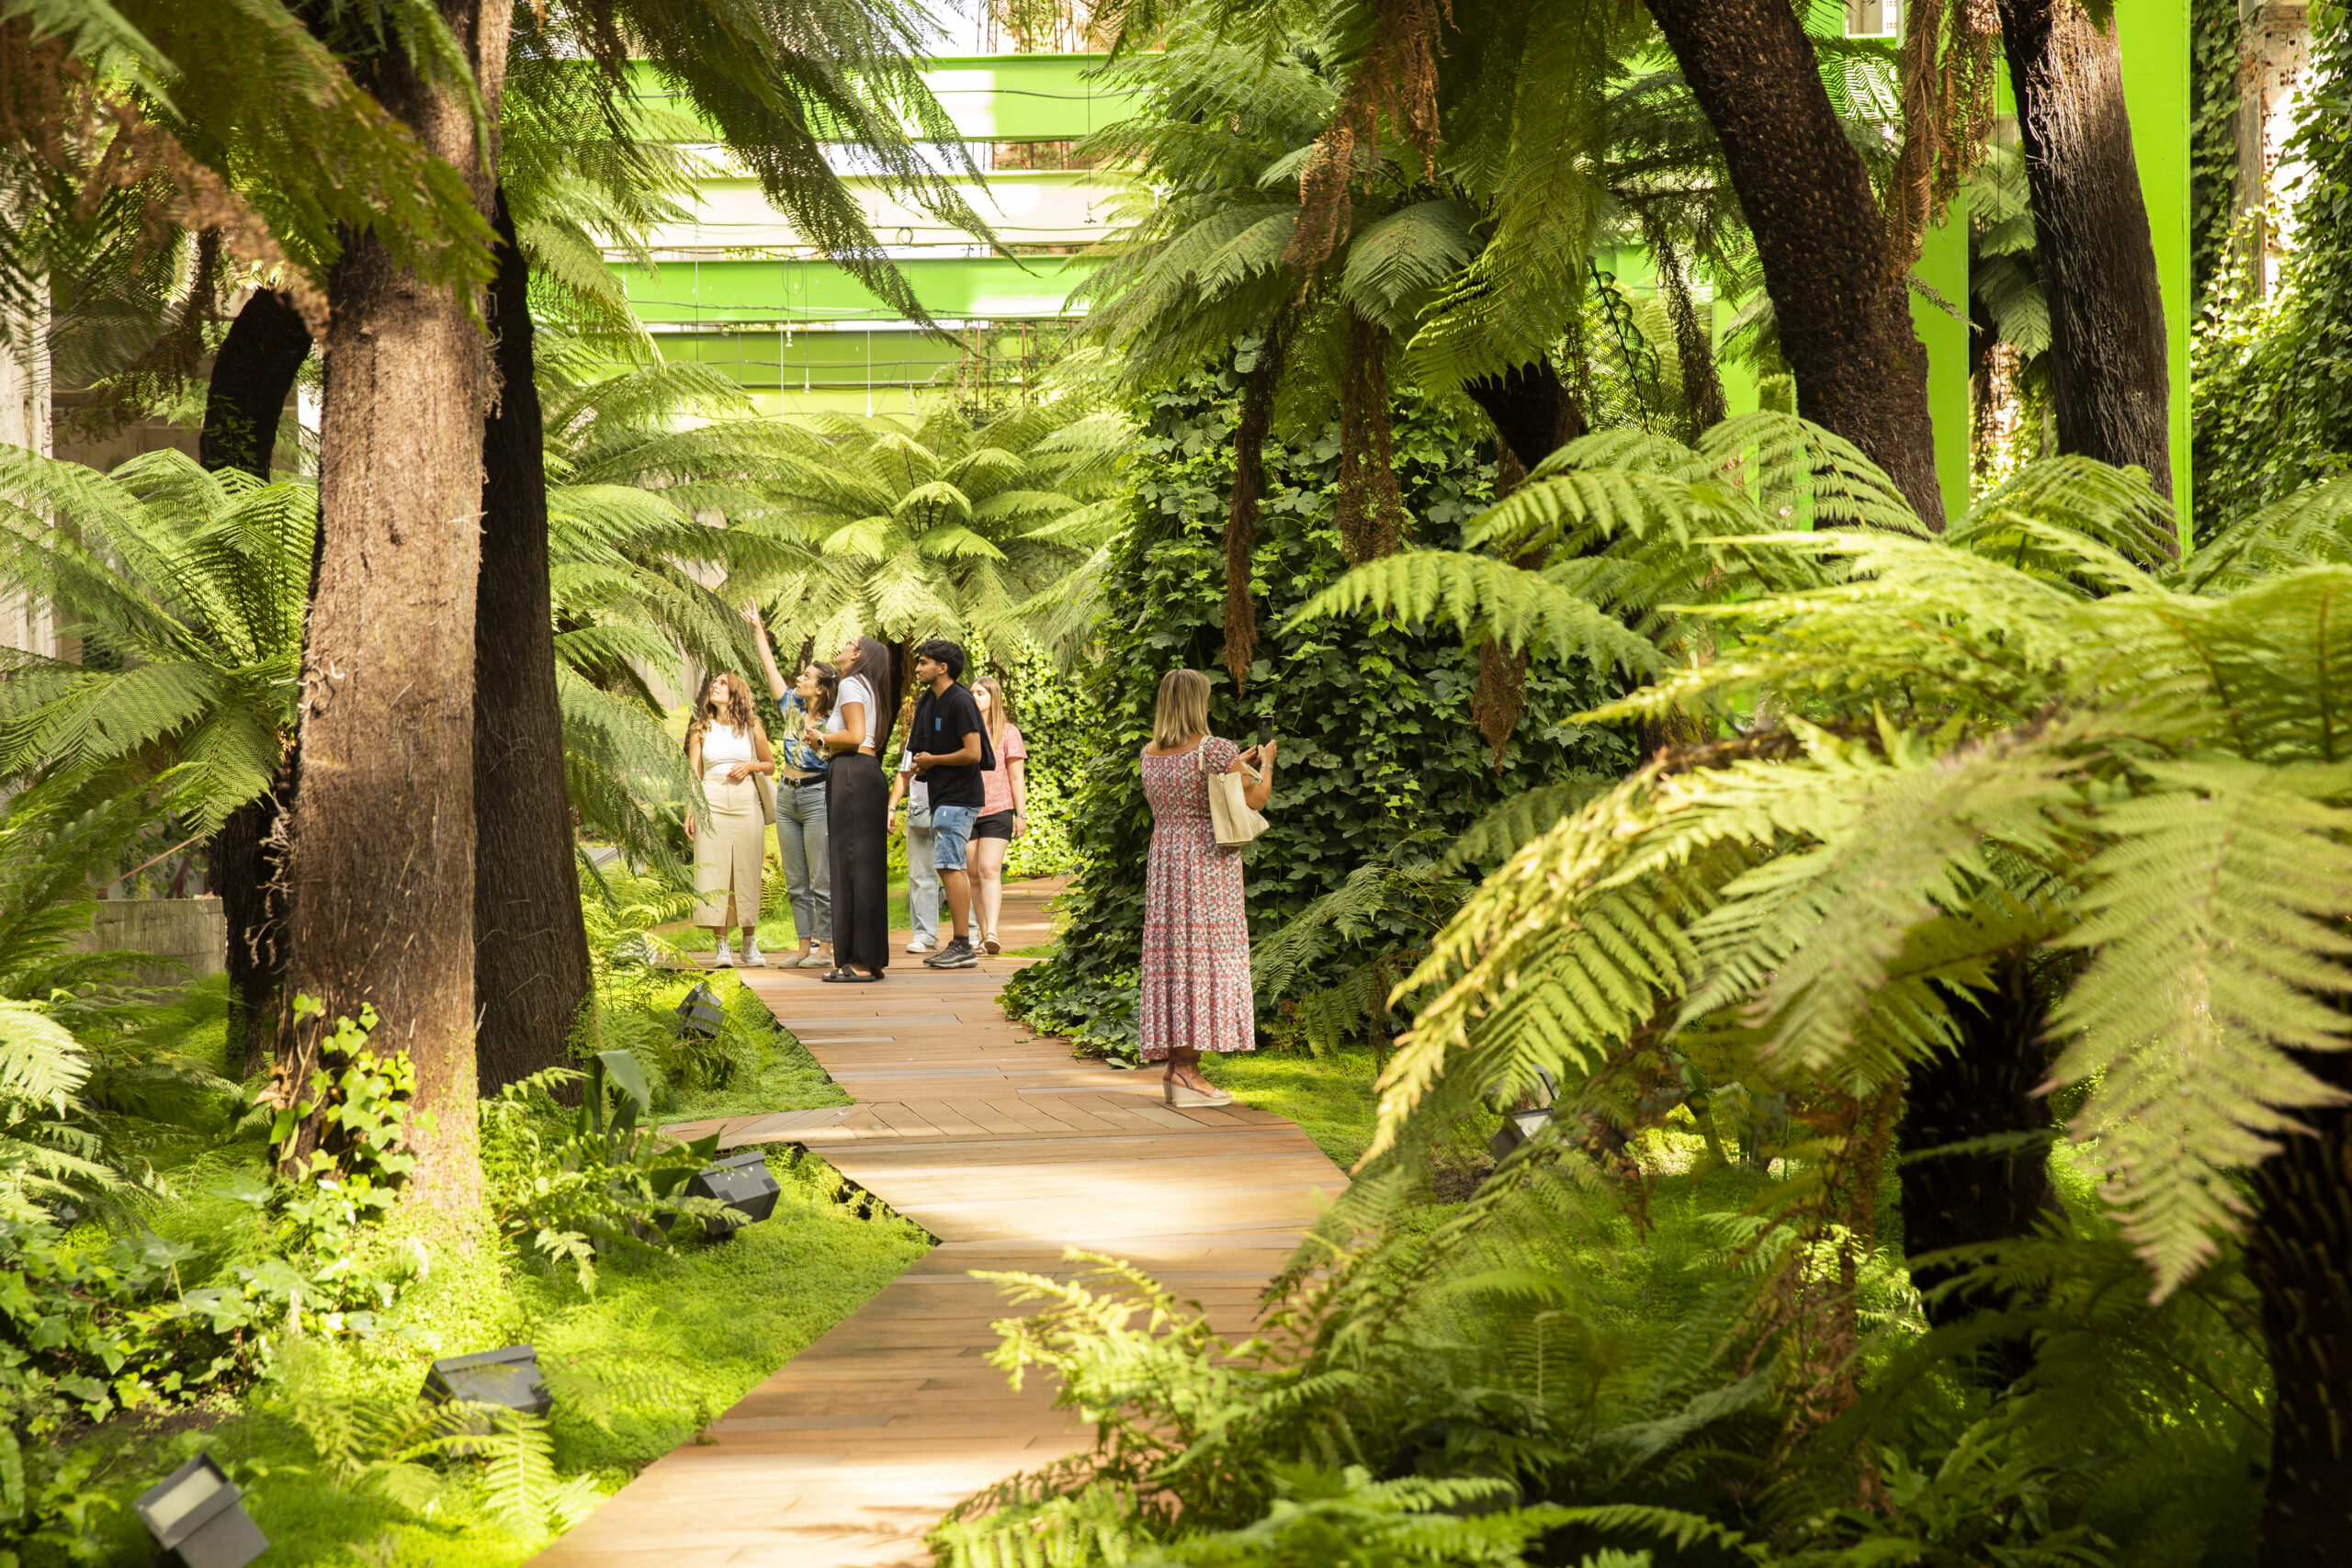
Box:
[2189,0,2244,306]
[1001,368,1634,1057]
[2192,0,2352,533]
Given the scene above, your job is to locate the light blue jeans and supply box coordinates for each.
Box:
[905,800,940,945]
[775,777,831,943]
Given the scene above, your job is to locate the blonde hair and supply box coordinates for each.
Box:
[973,675,1009,752]
[1151,669,1211,750]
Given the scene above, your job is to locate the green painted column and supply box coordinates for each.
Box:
[2115,0,2193,509]
[1915,211,1973,521]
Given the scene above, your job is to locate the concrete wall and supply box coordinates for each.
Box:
[75,897,227,985]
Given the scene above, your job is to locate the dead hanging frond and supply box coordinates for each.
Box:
[1280,0,1453,278]
[1474,638,1528,768]
[1224,312,1295,687]
[1471,439,1533,767]
[1734,1080,1905,1462]
[1644,220,1728,444]
[0,17,327,336]
[72,228,224,438]
[1883,0,2001,275]
[1335,310,1408,564]
[1283,96,1369,277]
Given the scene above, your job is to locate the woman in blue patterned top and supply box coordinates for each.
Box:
[745,603,836,969]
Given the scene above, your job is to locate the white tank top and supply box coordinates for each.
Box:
[701,722,756,770]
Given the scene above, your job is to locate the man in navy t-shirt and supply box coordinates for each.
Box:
[909,639,993,968]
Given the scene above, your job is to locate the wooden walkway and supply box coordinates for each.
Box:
[535,880,1348,1567]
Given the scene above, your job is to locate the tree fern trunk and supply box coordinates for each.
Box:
[472,187,591,1096]
[198,289,310,475]
[1464,359,1587,473]
[1223,321,1291,686]
[1995,0,2172,502]
[198,288,312,1079]
[278,0,512,1209]
[1898,952,2057,1387]
[2247,1078,2352,1560]
[1644,0,1946,527]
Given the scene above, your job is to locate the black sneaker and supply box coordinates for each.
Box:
[925,937,978,969]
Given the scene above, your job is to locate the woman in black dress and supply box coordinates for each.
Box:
[809,637,896,982]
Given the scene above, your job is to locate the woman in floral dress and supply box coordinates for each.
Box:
[1138,669,1277,1105]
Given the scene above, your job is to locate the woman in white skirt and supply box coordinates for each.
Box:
[685,671,776,966]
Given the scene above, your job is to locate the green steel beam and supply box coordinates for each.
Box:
[616,254,1093,325]
[662,327,965,389]
[630,54,1141,143]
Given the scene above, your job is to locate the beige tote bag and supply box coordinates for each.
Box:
[1200,739,1268,849]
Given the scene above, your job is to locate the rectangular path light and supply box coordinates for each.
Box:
[134,1454,268,1568]
[1487,1107,1553,1163]
[424,1344,553,1417]
[674,981,725,1038]
[687,1149,782,1238]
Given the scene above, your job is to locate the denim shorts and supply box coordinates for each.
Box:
[930,804,978,871]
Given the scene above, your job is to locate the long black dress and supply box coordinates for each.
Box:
[825,678,892,972]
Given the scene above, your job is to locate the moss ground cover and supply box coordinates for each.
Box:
[1199,1046,1383,1173]
[35,964,919,1567]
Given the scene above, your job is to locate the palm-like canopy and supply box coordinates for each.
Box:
[0,353,813,886]
[0,449,310,830]
[733,404,1132,660]
[1071,6,1708,406]
[1299,412,2352,1296]
[538,357,808,874]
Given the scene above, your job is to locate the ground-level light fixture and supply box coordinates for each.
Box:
[134,1454,268,1568]
[424,1344,553,1418]
[1487,1107,1552,1162]
[687,1148,782,1238]
[1487,1067,1563,1163]
[674,982,725,1038]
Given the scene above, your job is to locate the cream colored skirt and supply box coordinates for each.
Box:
[693,770,765,929]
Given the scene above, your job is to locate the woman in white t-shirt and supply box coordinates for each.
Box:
[685,672,775,966]
[808,636,896,981]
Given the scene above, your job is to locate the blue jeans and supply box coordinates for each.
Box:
[931,804,978,872]
[775,778,831,942]
[904,801,939,945]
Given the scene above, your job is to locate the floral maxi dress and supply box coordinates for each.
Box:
[1138,739,1256,1060]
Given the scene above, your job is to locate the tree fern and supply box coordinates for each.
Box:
[0,448,309,831]
[1299,411,2352,1292]
[731,402,1134,659]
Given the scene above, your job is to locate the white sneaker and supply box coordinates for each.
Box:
[906,938,935,953]
[713,939,735,968]
[742,939,765,966]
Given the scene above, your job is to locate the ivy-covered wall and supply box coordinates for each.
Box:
[2192,2,2352,530]
[1002,367,1634,1056]
[2189,0,2243,305]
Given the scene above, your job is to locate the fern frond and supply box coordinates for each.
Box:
[1288,550,1661,677]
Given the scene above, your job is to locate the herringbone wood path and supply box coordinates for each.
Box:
[532,879,1347,1566]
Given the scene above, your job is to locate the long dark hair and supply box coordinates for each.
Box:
[840,637,897,753]
[802,659,839,722]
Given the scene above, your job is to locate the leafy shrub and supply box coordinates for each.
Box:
[267,1343,602,1539]
[480,1051,731,1292]
[2191,4,2352,531]
[998,642,1085,881]
[1002,371,1634,1056]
